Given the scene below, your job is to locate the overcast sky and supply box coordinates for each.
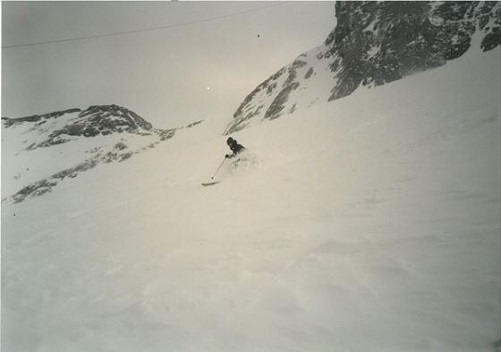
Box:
[2,1,335,128]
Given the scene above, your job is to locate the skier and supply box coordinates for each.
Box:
[225,137,245,159]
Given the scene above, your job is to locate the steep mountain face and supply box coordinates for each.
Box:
[1,105,200,203]
[224,1,501,134]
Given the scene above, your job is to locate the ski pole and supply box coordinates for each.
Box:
[211,158,226,179]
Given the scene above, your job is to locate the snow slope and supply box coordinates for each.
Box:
[2,48,500,351]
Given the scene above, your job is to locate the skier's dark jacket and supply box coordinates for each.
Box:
[226,138,245,159]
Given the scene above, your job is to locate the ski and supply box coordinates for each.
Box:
[202,181,220,186]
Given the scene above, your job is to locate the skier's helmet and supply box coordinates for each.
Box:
[227,137,235,146]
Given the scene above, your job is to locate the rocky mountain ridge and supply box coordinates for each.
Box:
[2,104,170,151]
[2,105,200,203]
[225,1,501,134]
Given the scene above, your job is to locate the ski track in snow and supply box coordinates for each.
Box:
[2,48,500,351]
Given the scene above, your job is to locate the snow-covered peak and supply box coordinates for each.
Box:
[1,105,189,203]
[2,104,158,151]
[224,1,501,135]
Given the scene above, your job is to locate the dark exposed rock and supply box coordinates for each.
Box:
[186,120,204,128]
[78,104,153,131]
[12,179,59,203]
[265,82,300,120]
[326,1,493,101]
